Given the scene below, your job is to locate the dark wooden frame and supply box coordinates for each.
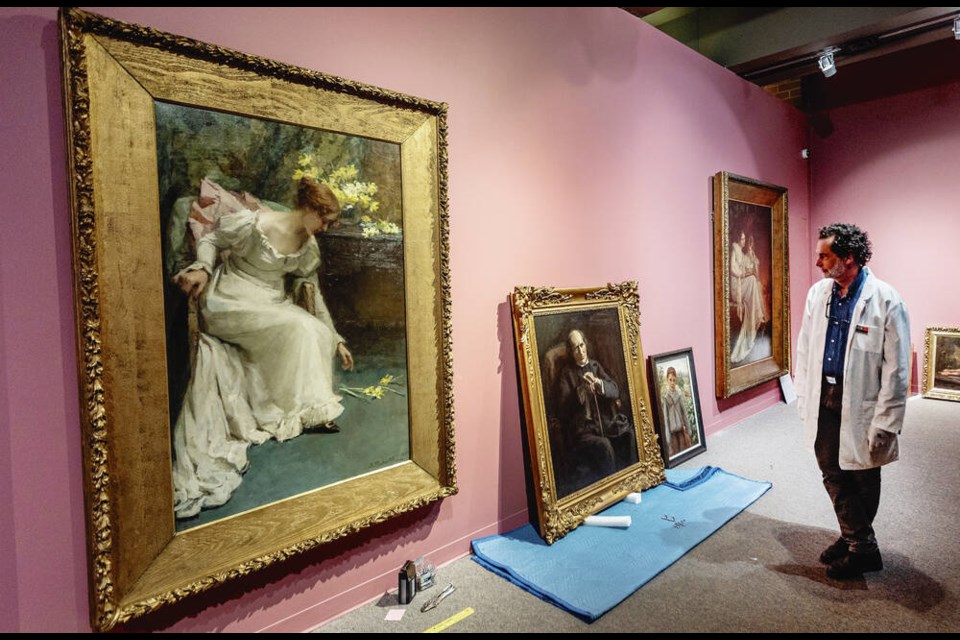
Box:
[648,348,707,468]
[713,171,791,398]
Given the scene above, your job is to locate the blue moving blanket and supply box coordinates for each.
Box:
[471,466,772,621]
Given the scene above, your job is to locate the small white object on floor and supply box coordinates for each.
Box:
[624,492,642,504]
[385,608,405,621]
[583,515,632,528]
[779,373,797,404]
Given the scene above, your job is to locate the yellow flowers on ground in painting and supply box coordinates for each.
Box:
[341,373,405,401]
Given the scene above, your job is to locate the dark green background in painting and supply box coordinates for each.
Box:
[153,102,412,533]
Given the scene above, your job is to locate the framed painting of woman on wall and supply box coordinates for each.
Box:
[59,7,455,631]
[713,171,791,399]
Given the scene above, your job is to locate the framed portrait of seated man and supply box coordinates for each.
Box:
[510,282,665,544]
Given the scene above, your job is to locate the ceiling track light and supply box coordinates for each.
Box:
[818,47,840,78]
[953,15,960,40]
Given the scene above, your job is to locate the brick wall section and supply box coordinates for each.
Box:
[762,78,803,108]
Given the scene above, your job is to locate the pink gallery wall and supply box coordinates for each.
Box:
[808,54,960,392]
[0,6,809,632]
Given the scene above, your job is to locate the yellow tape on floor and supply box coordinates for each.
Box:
[422,607,474,633]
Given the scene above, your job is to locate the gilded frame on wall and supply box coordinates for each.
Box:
[713,171,790,399]
[59,8,455,631]
[510,282,665,544]
[922,326,960,402]
[648,348,707,468]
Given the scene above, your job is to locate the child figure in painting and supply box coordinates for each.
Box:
[662,367,693,457]
[171,176,354,519]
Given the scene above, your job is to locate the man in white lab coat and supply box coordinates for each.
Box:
[795,223,910,580]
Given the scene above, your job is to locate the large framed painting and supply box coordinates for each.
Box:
[922,326,960,402]
[59,8,455,631]
[510,282,665,544]
[648,348,706,468]
[713,171,790,399]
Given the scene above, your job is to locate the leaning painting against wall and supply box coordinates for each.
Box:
[511,282,665,544]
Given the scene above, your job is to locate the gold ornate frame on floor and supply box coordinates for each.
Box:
[922,326,960,402]
[510,282,665,544]
[59,8,455,631]
[713,171,790,399]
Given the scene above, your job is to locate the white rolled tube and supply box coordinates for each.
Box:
[583,515,632,528]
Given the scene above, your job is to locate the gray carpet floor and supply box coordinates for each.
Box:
[313,396,960,633]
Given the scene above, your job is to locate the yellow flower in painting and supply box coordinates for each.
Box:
[377,220,401,235]
[292,155,386,221]
[340,370,404,402]
[331,164,359,182]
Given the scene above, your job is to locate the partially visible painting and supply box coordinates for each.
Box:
[922,326,960,402]
[713,171,791,398]
[511,282,665,544]
[60,8,454,631]
[649,348,706,468]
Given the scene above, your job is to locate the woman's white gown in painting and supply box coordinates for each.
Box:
[730,244,767,364]
[172,206,344,519]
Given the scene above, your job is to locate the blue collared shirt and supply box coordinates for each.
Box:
[822,268,866,379]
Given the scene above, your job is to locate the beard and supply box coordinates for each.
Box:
[823,260,845,280]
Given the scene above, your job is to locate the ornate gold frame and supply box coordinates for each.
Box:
[922,326,960,402]
[59,8,455,631]
[713,171,791,399]
[510,282,665,544]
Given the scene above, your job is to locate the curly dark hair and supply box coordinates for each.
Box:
[818,222,872,267]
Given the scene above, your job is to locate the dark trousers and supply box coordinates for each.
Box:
[815,376,881,554]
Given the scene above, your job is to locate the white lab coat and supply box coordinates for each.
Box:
[795,267,910,470]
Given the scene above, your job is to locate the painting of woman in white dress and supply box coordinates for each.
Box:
[171,177,354,519]
[728,201,773,367]
[157,101,409,530]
